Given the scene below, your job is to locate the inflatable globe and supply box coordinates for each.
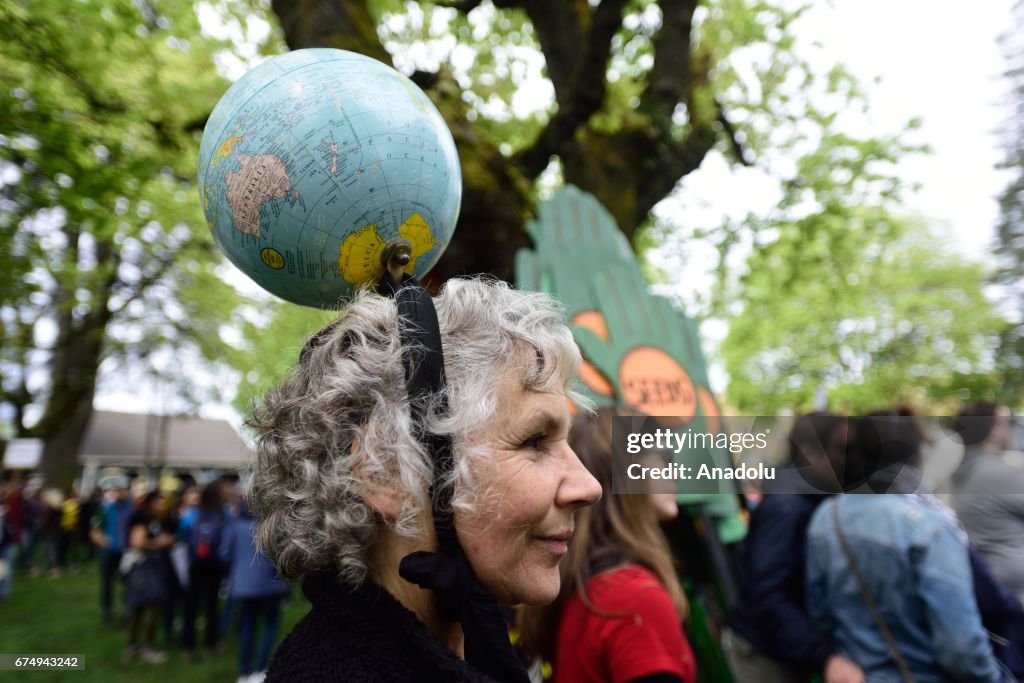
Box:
[198,49,461,307]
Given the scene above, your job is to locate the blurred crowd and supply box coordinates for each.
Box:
[2,401,1023,683]
[513,401,1024,683]
[0,475,287,683]
[725,401,1024,683]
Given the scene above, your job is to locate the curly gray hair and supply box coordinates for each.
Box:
[247,277,587,583]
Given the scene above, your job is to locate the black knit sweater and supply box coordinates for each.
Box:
[266,572,500,682]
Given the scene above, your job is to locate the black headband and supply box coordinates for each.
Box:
[375,271,529,683]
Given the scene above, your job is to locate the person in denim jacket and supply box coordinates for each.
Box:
[807,410,1011,683]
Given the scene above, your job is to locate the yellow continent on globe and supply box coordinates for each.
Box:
[214,135,244,163]
[338,213,436,286]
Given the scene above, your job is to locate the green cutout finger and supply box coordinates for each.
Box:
[515,185,641,316]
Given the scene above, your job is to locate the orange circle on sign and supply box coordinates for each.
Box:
[571,310,614,397]
[698,385,721,435]
[619,346,696,427]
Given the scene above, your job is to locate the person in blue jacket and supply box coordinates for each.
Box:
[89,477,134,627]
[725,413,865,683]
[807,409,1012,683]
[219,495,289,683]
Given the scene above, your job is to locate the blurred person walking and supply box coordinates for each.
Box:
[18,485,44,573]
[952,402,1024,606]
[176,486,200,544]
[181,482,226,657]
[218,478,242,642]
[158,489,185,649]
[519,408,697,683]
[79,487,102,562]
[0,479,24,602]
[122,490,174,664]
[90,477,133,627]
[219,497,289,683]
[39,489,62,577]
[0,481,11,602]
[724,412,864,683]
[807,409,1011,682]
[55,487,79,575]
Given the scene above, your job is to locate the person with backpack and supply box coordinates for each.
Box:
[181,482,226,657]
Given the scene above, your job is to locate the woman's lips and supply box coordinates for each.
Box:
[535,531,572,555]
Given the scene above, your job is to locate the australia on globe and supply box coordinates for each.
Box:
[198,48,462,307]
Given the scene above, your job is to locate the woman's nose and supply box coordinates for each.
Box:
[557,444,602,509]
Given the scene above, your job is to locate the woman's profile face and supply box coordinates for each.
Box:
[639,452,679,522]
[649,492,679,521]
[455,374,602,606]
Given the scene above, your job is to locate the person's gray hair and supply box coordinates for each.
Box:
[247,277,588,584]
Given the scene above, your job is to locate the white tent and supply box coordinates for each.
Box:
[78,411,254,491]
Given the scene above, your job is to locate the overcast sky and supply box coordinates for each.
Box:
[800,0,1014,255]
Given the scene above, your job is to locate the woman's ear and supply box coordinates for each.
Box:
[361,480,405,520]
[351,436,405,520]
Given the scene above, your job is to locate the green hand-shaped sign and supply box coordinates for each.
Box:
[571,264,706,427]
[513,186,742,535]
[515,185,639,316]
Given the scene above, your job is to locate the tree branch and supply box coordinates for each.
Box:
[521,1,591,104]
[514,0,629,180]
[562,12,719,236]
[636,37,718,218]
[717,98,753,166]
[641,124,717,210]
[640,0,699,120]
[271,0,393,66]
[435,0,523,11]
[434,0,485,11]
[107,240,206,318]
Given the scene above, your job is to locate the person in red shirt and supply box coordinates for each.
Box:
[519,408,697,683]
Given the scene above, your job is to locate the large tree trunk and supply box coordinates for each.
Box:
[418,72,533,284]
[270,0,729,280]
[33,232,117,490]
[33,315,109,489]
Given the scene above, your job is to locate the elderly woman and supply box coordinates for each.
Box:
[248,277,601,682]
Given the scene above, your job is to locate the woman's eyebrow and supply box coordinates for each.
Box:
[521,410,568,434]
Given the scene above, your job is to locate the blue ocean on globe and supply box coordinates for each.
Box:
[198,48,462,308]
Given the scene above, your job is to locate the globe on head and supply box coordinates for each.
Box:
[198,49,462,308]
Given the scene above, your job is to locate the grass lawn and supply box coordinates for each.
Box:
[0,561,309,683]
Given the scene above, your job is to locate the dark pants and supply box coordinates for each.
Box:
[18,529,39,570]
[238,596,283,676]
[127,603,161,648]
[100,551,123,623]
[56,530,74,569]
[161,566,184,648]
[182,560,222,650]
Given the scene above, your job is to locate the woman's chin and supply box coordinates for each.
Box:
[485,566,562,607]
[507,573,561,607]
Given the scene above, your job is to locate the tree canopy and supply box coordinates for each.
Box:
[0,0,246,485]
[0,0,1012,486]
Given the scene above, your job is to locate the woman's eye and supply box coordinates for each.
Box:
[520,434,545,451]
